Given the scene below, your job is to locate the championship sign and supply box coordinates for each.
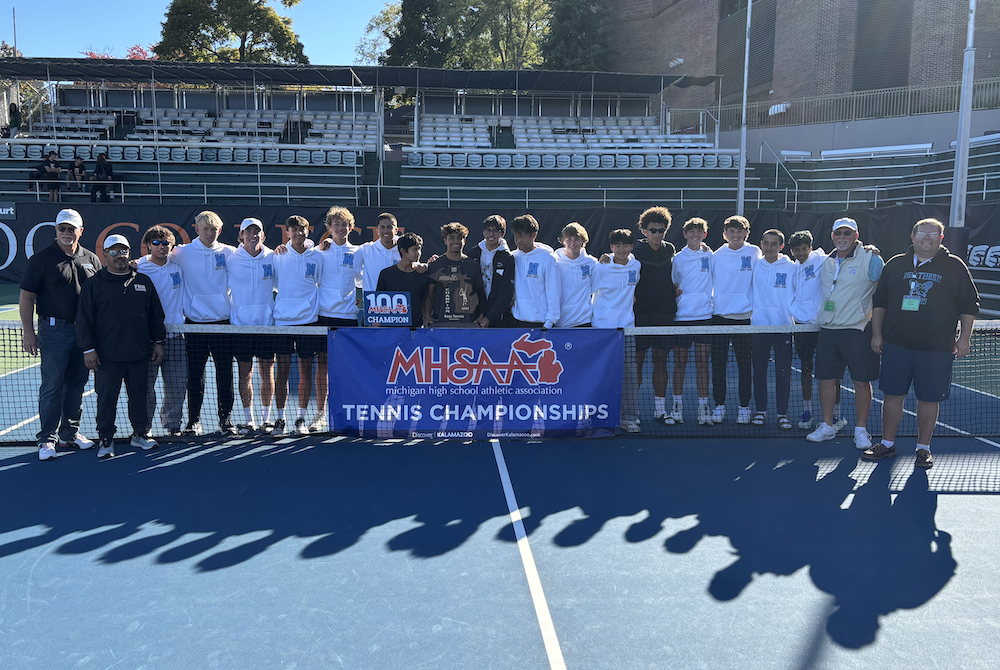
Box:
[363,291,413,326]
[328,328,624,438]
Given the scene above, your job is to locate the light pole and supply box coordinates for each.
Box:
[736,0,753,216]
[949,0,976,232]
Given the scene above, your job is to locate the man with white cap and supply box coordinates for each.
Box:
[76,234,166,459]
[19,209,101,461]
[806,217,884,448]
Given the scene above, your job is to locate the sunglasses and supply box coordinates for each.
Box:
[106,249,130,257]
[646,228,667,234]
[56,225,77,233]
[832,229,856,237]
[148,239,171,247]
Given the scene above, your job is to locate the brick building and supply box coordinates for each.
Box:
[605,0,1000,111]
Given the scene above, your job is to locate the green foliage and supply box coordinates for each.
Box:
[154,0,308,64]
[540,0,610,72]
[355,1,401,65]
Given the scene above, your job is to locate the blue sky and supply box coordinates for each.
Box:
[1,1,388,66]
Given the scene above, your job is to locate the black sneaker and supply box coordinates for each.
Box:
[97,437,115,459]
[915,448,934,469]
[862,442,897,461]
[235,424,255,436]
[182,421,203,436]
[294,417,307,435]
[219,418,238,436]
[271,418,286,436]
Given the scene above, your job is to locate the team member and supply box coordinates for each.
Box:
[787,230,838,430]
[425,222,487,327]
[359,212,402,292]
[671,217,715,425]
[591,228,642,432]
[171,211,237,436]
[509,214,561,329]
[227,218,277,435]
[273,216,324,436]
[468,215,515,327]
[76,235,165,459]
[710,215,761,425]
[749,230,796,430]
[19,209,99,460]
[554,222,598,328]
[138,226,187,436]
[863,218,979,469]
[377,233,431,327]
[806,218,884,448]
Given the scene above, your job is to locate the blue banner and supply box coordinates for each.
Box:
[328,328,624,439]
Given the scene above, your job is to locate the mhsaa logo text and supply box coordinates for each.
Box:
[388,334,564,385]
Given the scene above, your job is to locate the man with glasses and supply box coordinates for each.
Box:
[806,218,884,449]
[862,218,979,469]
[20,209,101,461]
[76,235,166,459]
[468,215,514,328]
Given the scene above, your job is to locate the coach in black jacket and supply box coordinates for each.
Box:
[77,235,166,458]
[468,214,515,327]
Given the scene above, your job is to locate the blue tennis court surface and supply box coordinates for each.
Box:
[2,434,1000,669]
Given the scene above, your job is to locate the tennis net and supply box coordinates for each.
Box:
[0,321,996,443]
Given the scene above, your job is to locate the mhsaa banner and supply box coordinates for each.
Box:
[328,328,624,439]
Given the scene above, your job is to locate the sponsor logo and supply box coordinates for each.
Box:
[968,244,1000,267]
[135,284,147,292]
[0,202,15,218]
[387,333,564,386]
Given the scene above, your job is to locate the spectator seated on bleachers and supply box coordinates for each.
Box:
[89,153,114,203]
[66,156,87,192]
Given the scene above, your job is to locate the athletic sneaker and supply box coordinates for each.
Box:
[165,426,182,437]
[58,434,94,450]
[271,418,286,436]
[712,405,726,424]
[236,423,256,436]
[38,442,57,461]
[182,421,203,436]
[219,418,238,436]
[806,422,836,442]
[621,418,641,434]
[915,448,934,469]
[261,421,276,435]
[97,438,115,459]
[653,411,675,426]
[308,411,328,433]
[832,415,849,432]
[737,407,751,425]
[294,417,307,435]
[698,405,714,425]
[854,428,873,450]
[797,410,813,430]
[669,408,684,424]
[862,442,896,460]
[130,434,159,451]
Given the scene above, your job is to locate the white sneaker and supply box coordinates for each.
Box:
[130,434,159,451]
[737,407,751,424]
[698,405,714,425]
[832,415,849,432]
[621,418,641,434]
[712,405,726,423]
[653,411,675,426]
[854,428,873,450]
[308,411,328,433]
[38,442,57,461]
[669,408,684,424]
[59,434,94,450]
[97,438,115,459]
[294,417,307,435]
[806,423,836,442]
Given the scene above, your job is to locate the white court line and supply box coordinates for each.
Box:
[0,388,95,438]
[977,437,1000,449]
[0,361,40,380]
[491,439,566,670]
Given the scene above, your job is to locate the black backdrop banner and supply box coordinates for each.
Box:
[1,202,997,283]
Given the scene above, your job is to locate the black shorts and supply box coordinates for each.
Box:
[879,342,954,402]
[273,323,327,358]
[815,325,881,382]
[233,334,275,363]
[317,316,358,328]
[673,319,713,349]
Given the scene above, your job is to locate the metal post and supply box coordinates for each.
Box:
[736,0,753,215]
[949,0,976,229]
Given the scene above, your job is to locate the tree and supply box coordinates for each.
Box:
[540,0,610,72]
[154,0,308,64]
[355,1,401,65]
[126,45,159,60]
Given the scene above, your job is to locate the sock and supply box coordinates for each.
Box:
[278,408,286,422]
[882,439,895,448]
[855,425,868,436]
[654,396,666,414]
[699,397,709,406]
[834,404,842,419]
[917,443,931,452]
[806,399,814,412]
[261,406,271,423]
[672,395,683,408]
[297,407,305,420]
[243,406,253,424]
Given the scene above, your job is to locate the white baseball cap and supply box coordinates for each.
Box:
[103,234,131,250]
[832,217,858,234]
[55,209,83,229]
[240,217,264,232]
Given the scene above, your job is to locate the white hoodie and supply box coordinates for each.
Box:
[227,245,276,326]
[711,243,762,318]
[170,238,235,322]
[137,256,185,326]
[512,243,561,327]
[590,254,641,328]
[750,255,797,325]
[359,238,400,292]
[273,244,322,326]
[318,239,363,319]
[554,247,598,327]
[671,246,714,321]
[790,248,828,324]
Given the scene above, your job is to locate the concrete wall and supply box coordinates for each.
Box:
[719,108,1000,160]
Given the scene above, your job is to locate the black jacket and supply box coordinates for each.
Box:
[76,269,167,362]
[468,244,515,326]
[873,245,980,352]
[632,239,677,325]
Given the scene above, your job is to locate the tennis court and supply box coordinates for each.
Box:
[2,433,1000,669]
